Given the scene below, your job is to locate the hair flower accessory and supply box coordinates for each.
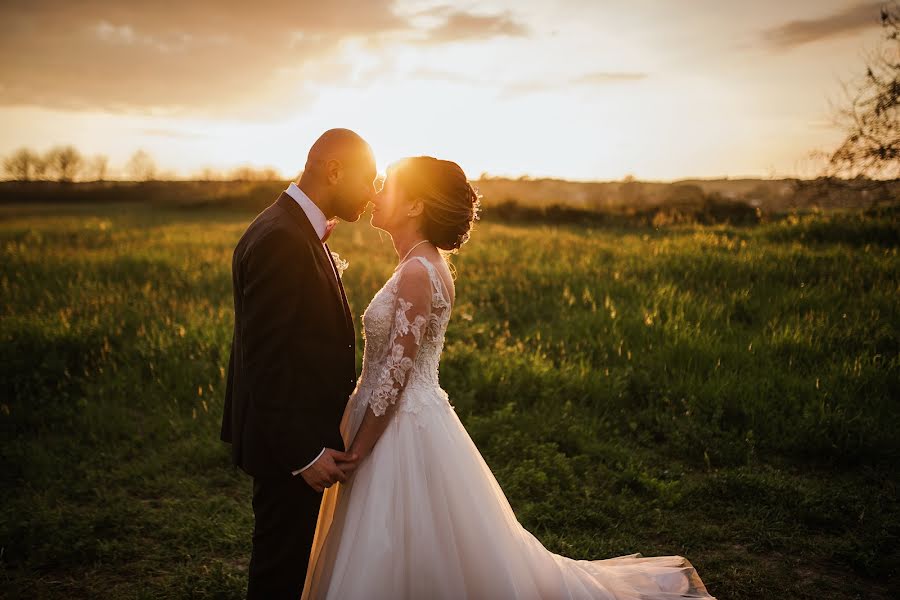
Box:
[471,184,483,221]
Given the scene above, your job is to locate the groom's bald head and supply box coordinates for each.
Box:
[305,128,374,174]
[298,128,377,222]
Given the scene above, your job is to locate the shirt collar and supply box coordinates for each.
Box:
[285,182,328,241]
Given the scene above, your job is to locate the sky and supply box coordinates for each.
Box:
[0,0,891,181]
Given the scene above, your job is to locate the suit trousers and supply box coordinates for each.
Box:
[247,472,323,599]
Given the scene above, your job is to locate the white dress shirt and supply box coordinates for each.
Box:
[285,182,327,239]
[284,182,336,476]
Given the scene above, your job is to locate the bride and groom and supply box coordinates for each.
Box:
[221,129,714,599]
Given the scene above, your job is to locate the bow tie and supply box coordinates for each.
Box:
[322,219,337,243]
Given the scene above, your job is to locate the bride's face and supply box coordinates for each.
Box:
[370,172,409,233]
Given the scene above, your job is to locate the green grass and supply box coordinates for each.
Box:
[1,201,898,599]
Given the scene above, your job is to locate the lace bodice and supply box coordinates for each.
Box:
[353,256,452,417]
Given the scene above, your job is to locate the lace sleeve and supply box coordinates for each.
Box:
[367,259,433,417]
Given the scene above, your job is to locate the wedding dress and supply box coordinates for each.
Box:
[301,256,714,599]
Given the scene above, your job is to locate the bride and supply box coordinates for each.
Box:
[301,156,715,599]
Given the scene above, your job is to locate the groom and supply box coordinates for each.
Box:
[221,128,378,599]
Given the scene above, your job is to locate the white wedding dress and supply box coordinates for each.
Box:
[301,256,715,600]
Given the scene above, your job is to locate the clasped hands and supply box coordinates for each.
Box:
[299,448,362,493]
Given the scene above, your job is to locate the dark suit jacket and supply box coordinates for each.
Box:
[221,192,357,479]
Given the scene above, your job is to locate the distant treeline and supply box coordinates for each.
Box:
[486,197,763,227]
[1,145,282,183]
[3,144,897,225]
[0,180,285,211]
[2,179,897,229]
[474,175,899,214]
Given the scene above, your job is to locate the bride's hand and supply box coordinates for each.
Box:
[300,448,358,492]
[336,448,362,477]
[345,443,363,461]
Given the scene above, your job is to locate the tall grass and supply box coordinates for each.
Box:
[1,201,897,598]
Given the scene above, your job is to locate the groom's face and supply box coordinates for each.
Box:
[332,157,377,222]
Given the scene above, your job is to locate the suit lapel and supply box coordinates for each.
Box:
[324,241,355,339]
[275,192,349,326]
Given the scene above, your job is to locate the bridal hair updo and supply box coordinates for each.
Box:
[390,156,481,252]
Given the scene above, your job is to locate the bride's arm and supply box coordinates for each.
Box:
[349,260,433,460]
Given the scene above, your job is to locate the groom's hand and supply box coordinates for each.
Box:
[299,448,358,492]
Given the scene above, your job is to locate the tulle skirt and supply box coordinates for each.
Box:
[301,385,715,600]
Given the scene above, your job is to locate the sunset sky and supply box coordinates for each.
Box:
[0,1,891,181]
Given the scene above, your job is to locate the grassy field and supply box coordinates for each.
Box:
[1,199,898,599]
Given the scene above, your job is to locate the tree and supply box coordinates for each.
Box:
[2,147,41,181]
[620,174,644,205]
[827,2,899,180]
[194,167,221,181]
[227,165,281,181]
[125,149,157,181]
[44,145,83,182]
[84,155,109,181]
[32,155,48,180]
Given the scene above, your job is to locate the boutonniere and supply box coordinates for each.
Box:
[330,251,349,278]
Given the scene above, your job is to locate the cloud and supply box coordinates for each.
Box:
[762,1,884,49]
[139,128,209,139]
[418,10,529,44]
[502,71,649,97]
[0,1,527,116]
[400,66,646,97]
[407,68,489,86]
[0,0,407,116]
[573,72,648,84]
